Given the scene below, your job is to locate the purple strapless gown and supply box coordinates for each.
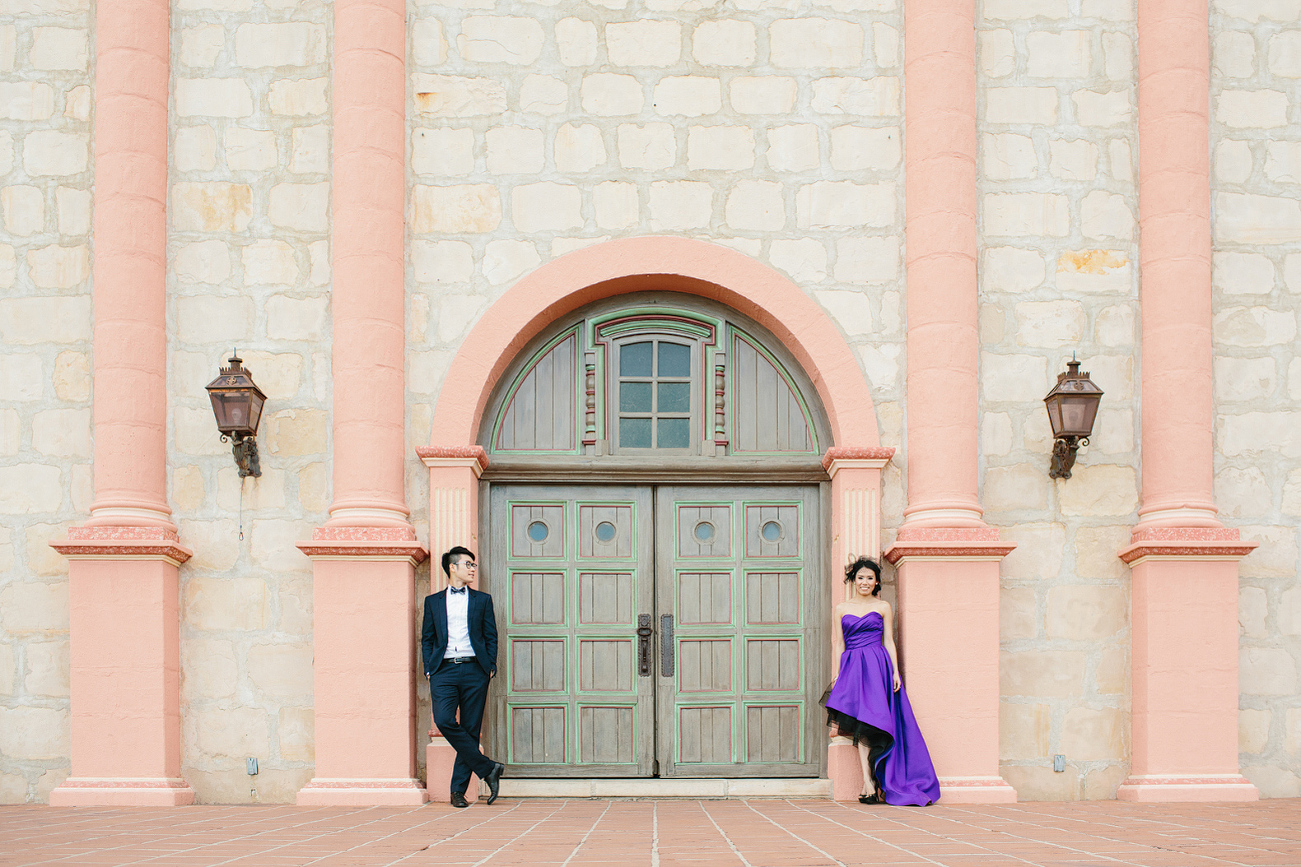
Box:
[825,611,940,806]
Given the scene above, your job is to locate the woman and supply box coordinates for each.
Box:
[825,556,940,806]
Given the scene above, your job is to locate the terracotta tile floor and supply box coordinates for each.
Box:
[1,799,1298,867]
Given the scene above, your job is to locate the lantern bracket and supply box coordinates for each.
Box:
[222,432,261,478]
[1049,435,1088,480]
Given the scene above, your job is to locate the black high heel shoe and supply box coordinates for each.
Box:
[858,789,885,804]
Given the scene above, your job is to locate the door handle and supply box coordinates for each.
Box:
[636,614,654,677]
[659,614,674,677]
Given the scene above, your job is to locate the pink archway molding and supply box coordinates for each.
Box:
[429,235,879,450]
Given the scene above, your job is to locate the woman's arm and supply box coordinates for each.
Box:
[830,603,845,681]
[882,603,902,692]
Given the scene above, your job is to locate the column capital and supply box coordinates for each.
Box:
[297,526,428,564]
[50,525,193,567]
[1119,527,1257,565]
[885,527,1016,564]
[821,445,893,477]
[418,445,488,477]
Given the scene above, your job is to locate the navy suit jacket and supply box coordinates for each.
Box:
[421,587,498,679]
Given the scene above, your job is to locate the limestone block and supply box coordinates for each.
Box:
[1102,31,1133,79]
[1093,304,1133,346]
[653,76,721,117]
[176,79,253,118]
[1,186,43,236]
[23,640,69,697]
[1014,300,1085,348]
[411,128,474,177]
[984,464,1049,513]
[1237,525,1300,578]
[725,180,783,231]
[178,519,241,571]
[980,303,1005,344]
[1109,139,1133,184]
[770,18,862,68]
[1061,707,1125,761]
[1001,649,1088,696]
[0,353,42,401]
[241,240,297,286]
[1214,251,1276,295]
[1269,31,1301,76]
[483,239,538,286]
[508,77,561,117]
[580,73,644,116]
[225,127,277,172]
[0,24,13,71]
[1095,645,1127,695]
[265,409,327,456]
[0,130,11,176]
[983,133,1036,180]
[1,409,19,453]
[1000,522,1066,581]
[438,291,490,340]
[31,409,90,457]
[767,124,819,172]
[1055,250,1132,294]
[411,184,501,233]
[411,17,446,66]
[872,23,899,67]
[51,351,88,403]
[0,707,68,760]
[730,77,797,115]
[0,466,61,513]
[1239,585,1268,639]
[986,88,1057,124]
[1049,139,1098,181]
[246,642,314,698]
[279,707,315,762]
[1002,765,1079,801]
[180,24,225,68]
[688,126,755,171]
[1057,465,1138,517]
[834,236,899,284]
[979,29,1015,77]
[513,182,582,233]
[982,412,1013,457]
[411,239,474,284]
[1215,139,1252,184]
[1214,307,1297,347]
[268,183,328,233]
[607,20,680,67]
[25,521,71,577]
[1000,586,1037,641]
[487,126,544,174]
[0,244,13,289]
[1265,141,1301,185]
[235,22,325,67]
[23,131,87,177]
[1089,407,1133,454]
[277,575,313,635]
[815,290,873,336]
[1073,89,1131,127]
[648,181,711,231]
[240,352,301,401]
[216,466,286,513]
[1289,708,1301,755]
[268,78,327,116]
[172,465,205,513]
[172,183,252,233]
[180,637,237,700]
[693,19,755,66]
[0,82,54,120]
[796,181,894,229]
[413,74,506,117]
[1045,585,1126,641]
[189,706,270,763]
[1216,466,1273,519]
[309,241,329,286]
[1241,766,1301,799]
[0,296,91,345]
[1026,31,1091,78]
[1217,90,1289,128]
[594,182,638,229]
[770,239,826,283]
[983,247,1046,293]
[616,123,675,170]
[408,349,452,394]
[176,295,254,345]
[298,462,329,513]
[172,125,216,173]
[1215,31,1256,78]
[810,77,899,116]
[984,193,1070,237]
[857,343,900,391]
[28,244,88,290]
[985,0,1067,16]
[458,16,543,64]
[555,123,606,172]
[176,0,252,11]
[1215,0,1300,21]
[185,574,269,631]
[981,353,1048,402]
[556,18,597,66]
[830,126,899,171]
[1240,647,1297,695]
[1000,702,1050,760]
[262,296,324,344]
[0,579,67,633]
[175,241,232,286]
[0,641,13,695]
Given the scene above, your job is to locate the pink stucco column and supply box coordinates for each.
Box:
[295,0,428,806]
[47,0,196,806]
[1116,0,1258,802]
[884,0,1016,803]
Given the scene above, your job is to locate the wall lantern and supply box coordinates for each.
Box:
[1043,358,1103,480]
[205,352,266,478]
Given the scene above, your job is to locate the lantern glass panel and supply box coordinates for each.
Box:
[1058,394,1099,437]
[1045,399,1063,436]
[245,392,265,433]
[210,391,253,435]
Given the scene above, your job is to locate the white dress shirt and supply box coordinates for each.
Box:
[444,587,472,659]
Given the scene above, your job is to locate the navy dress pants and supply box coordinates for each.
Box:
[429,662,495,795]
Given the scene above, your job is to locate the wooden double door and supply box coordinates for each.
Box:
[487,484,824,778]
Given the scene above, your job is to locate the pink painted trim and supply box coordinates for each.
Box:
[821,446,895,468]
[1119,542,1257,564]
[416,445,489,471]
[428,236,878,450]
[299,779,426,790]
[894,527,1001,543]
[49,541,193,563]
[65,526,179,542]
[311,526,418,542]
[1131,527,1242,542]
[297,541,428,561]
[54,777,194,790]
[884,542,1017,563]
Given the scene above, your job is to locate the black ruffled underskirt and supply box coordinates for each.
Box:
[826,708,893,790]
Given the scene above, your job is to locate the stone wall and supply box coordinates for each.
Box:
[0,0,92,804]
[1211,0,1301,799]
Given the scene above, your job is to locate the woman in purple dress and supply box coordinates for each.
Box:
[825,556,940,806]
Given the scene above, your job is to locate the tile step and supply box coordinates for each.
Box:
[491,778,832,799]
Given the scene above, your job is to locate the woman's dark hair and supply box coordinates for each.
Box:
[844,556,882,596]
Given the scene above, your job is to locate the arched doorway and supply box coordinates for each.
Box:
[421,237,892,790]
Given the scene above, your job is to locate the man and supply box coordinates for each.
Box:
[421,546,505,808]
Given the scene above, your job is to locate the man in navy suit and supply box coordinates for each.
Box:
[421,546,505,807]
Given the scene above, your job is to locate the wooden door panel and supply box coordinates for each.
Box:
[745,571,800,624]
[677,640,732,692]
[510,639,565,691]
[510,572,566,625]
[511,707,566,763]
[677,572,732,624]
[578,640,634,691]
[676,505,732,557]
[579,707,636,763]
[744,639,801,691]
[578,572,633,624]
[511,504,565,558]
[679,706,733,763]
[745,705,801,762]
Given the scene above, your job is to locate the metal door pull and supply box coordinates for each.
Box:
[637,614,653,676]
[659,614,674,677]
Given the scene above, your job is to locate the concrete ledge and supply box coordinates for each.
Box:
[497,778,832,799]
[1116,775,1259,802]
[937,776,1018,804]
[296,778,428,806]
[49,778,196,807]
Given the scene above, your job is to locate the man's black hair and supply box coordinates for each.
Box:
[441,545,476,576]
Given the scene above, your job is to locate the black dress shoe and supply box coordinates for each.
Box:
[484,762,505,805]
[450,792,469,808]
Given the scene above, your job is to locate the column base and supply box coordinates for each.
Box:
[937,776,1018,804]
[1116,775,1259,802]
[296,778,428,806]
[828,738,861,801]
[426,737,479,803]
[49,777,196,806]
